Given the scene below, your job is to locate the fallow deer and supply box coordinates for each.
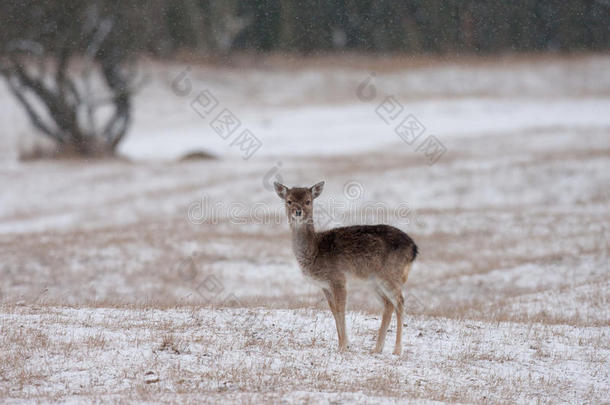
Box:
[274,181,418,355]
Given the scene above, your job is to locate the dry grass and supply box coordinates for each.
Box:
[1,305,607,403]
[171,50,610,73]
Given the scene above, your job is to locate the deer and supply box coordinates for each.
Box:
[274,181,418,355]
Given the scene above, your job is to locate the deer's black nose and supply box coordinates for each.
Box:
[295,209,302,216]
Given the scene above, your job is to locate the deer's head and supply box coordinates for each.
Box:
[274,181,324,226]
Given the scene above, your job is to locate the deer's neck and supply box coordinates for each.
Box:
[290,221,317,269]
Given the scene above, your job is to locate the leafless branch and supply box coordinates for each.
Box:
[0,3,137,157]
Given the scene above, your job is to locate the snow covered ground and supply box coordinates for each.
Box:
[1,54,609,403]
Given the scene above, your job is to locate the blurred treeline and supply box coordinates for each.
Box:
[1,0,608,57]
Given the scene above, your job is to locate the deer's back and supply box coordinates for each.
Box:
[313,224,418,279]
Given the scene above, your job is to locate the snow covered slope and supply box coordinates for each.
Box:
[1,55,609,403]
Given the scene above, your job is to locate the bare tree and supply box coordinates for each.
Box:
[0,2,142,157]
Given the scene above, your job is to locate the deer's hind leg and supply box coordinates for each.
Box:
[393,290,404,355]
[373,295,394,353]
[393,261,412,355]
[376,279,405,355]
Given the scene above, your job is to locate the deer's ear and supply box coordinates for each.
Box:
[310,181,325,199]
[274,182,288,200]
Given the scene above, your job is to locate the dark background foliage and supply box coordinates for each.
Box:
[2,0,608,57]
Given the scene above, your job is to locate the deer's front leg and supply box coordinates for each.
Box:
[331,281,348,351]
[322,288,341,349]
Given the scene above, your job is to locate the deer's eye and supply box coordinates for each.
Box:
[305,200,311,206]
[287,200,292,205]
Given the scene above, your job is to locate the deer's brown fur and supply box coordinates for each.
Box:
[274,181,418,355]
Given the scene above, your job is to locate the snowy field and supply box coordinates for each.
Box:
[1,54,609,403]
